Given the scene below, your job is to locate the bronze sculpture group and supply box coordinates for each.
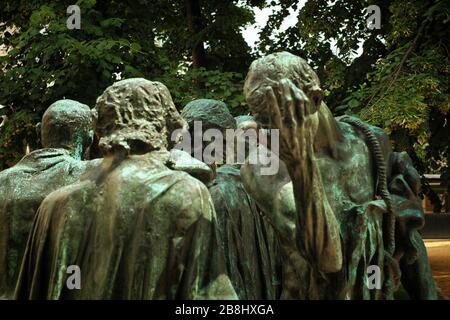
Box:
[0,52,438,300]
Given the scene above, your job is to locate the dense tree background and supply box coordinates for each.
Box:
[0,0,449,209]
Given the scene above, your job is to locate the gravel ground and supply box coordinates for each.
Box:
[425,240,450,299]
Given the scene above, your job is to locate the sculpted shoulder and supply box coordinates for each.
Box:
[336,115,392,155]
[101,155,215,225]
[164,170,213,216]
[158,169,215,238]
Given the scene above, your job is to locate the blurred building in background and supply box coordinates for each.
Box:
[421,174,450,239]
[423,174,449,214]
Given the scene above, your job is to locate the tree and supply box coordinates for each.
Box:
[185,0,207,68]
[258,0,449,210]
[341,0,450,210]
[0,0,258,169]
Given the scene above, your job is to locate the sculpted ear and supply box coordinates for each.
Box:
[88,108,98,145]
[35,122,41,135]
[90,108,98,128]
[34,122,42,145]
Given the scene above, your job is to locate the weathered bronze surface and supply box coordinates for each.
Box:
[0,55,437,300]
[181,100,281,299]
[242,52,438,299]
[0,100,99,299]
[14,79,236,299]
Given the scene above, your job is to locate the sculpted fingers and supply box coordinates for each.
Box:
[279,79,295,129]
[265,86,283,130]
[266,86,293,160]
[297,87,311,120]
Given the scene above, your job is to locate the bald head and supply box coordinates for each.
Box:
[235,115,258,131]
[182,99,236,131]
[41,100,94,156]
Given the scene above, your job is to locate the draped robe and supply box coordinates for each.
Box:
[241,118,437,299]
[15,152,236,299]
[209,165,281,299]
[0,148,99,299]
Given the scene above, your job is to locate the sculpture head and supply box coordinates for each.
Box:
[235,115,258,131]
[181,99,236,163]
[40,99,95,159]
[182,99,236,132]
[95,78,186,155]
[244,51,323,129]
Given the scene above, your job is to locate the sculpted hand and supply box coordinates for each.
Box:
[264,78,317,168]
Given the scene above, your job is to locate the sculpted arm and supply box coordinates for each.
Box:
[252,79,342,273]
